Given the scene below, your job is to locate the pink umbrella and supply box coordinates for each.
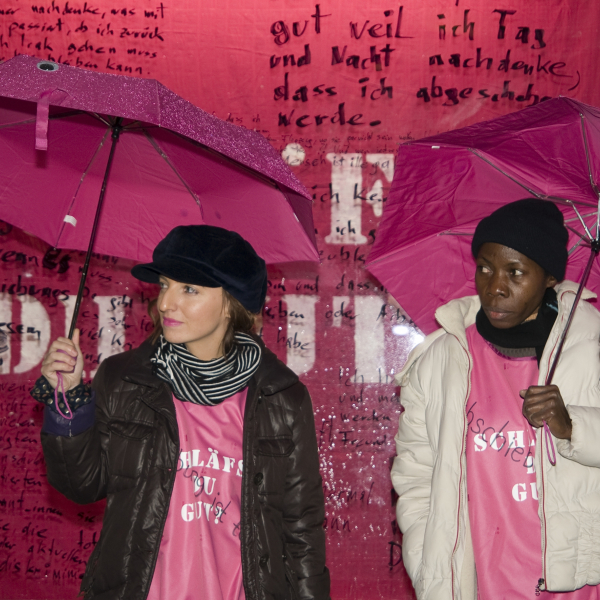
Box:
[366,97,600,343]
[0,55,319,335]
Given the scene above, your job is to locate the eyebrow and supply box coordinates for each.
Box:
[477,256,526,267]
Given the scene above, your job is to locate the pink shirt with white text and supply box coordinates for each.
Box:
[466,325,599,599]
[147,390,247,600]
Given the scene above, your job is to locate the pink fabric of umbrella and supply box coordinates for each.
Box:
[366,97,600,334]
[0,55,318,265]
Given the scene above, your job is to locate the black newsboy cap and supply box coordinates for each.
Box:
[131,225,267,313]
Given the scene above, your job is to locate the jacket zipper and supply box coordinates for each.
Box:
[535,578,544,596]
[538,442,548,591]
[240,382,260,600]
[141,393,179,600]
[537,290,570,592]
[537,349,556,592]
[451,342,473,600]
[143,459,177,600]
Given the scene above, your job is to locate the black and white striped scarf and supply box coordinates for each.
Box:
[150,333,261,405]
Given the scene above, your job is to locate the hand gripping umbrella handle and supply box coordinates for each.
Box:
[543,244,600,466]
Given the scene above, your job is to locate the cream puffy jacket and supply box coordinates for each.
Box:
[391,282,600,600]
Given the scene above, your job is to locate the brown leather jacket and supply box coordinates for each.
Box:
[41,339,330,600]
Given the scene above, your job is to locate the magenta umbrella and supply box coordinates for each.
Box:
[366,97,600,351]
[0,55,318,335]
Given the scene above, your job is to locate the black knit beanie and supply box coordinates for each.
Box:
[471,199,569,280]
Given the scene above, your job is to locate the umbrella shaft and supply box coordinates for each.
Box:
[68,119,123,339]
[546,245,599,385]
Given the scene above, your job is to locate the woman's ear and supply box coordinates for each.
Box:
[221,289,231,319]
[546,274,558,288]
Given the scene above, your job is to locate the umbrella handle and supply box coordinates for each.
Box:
[542,421,556,466]
[54,372,73,421]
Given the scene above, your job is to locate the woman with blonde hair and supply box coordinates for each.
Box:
[32,225,330,600]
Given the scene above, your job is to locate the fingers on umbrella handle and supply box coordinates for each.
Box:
[57,349,75,373]
[42,331,84,387]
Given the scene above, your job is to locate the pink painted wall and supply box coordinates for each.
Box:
[1,1,599,597]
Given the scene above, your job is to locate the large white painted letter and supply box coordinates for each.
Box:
[13,295,50,374]
[326,153,394,244]
[0,294,11,375]
[354,296,386,384]
[282,294,317,375]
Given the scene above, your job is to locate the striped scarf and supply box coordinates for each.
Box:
[150,333,261,406]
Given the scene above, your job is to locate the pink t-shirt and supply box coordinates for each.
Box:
[466,324,599,599]
[147,390,247,600]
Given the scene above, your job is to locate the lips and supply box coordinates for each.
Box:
[483,307,512,321]
[162,317,183,327]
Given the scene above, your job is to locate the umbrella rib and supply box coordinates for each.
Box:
[580,114,599,195]
[543,194,597,209]
[48,110,82,120]
[57,128,111,240]
[468,149,597,208]
[565,211,598,248]
[90,116,144,130]
[579,113,600,241]
[469,148,598,241]
[541,197,595,241]
[566,202,595,241]
[123,122,147,131]
[438,232,472,236]
[565,211,597,223]
[441,224,593,245]
[0,110,81,130]
[0,118,36,129]
[468,149,544,197]
[90,113,112,127]
[566,223,591,244]
[141,128,205,218]
[567,236,588,257]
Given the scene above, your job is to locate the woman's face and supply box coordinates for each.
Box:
[157,276,229,360]
[475,242,557,329]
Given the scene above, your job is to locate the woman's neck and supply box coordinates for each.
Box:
[184,340,224,361]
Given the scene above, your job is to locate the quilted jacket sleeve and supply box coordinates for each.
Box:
[391,360,434,587]
[281,383,330,600]
[556,404,600,467]
[551,301,600,468]
[40,359,111,504]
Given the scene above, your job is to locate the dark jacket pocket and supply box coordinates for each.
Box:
[257,436,295,457]
[107,420,154,483]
